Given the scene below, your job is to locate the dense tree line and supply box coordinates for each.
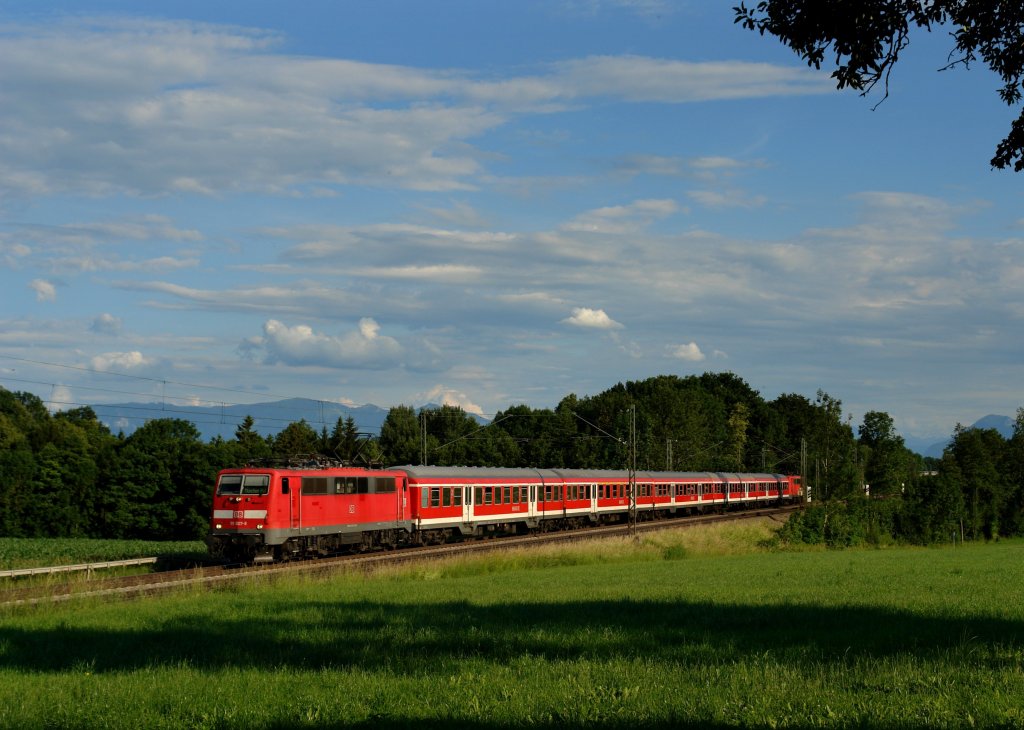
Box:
[1,375,1021,543]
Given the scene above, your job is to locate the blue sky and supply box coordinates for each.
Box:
[1,0,1022,445]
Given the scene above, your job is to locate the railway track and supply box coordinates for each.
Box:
[0,505,799,607]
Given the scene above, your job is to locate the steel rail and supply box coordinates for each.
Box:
[0,557,159,579]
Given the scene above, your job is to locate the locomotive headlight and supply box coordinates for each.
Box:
[257,523,264,530]
[215,523,222,530]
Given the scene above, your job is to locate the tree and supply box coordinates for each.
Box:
[273,419,319,459]
[735,1,1024,171]
[233,414,271,463]
[807,390,859,500]
[328,415,363,463]
[947,425,1007,539]
[858,410,913,498]
[379,405,422,465]
[726,402,750,472]
[1003,407,1024,535]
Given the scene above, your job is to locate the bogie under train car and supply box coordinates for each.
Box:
[207,465,802,562]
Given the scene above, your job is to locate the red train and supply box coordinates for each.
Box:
[207,464,802,562]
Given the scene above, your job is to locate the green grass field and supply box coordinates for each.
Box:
[0,537,207,570]
[1,522,1022,728]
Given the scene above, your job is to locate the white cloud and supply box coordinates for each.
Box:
[687,188,767,209]
[89,313,122,335]
[29,279,56,301]
[562,307,623,329]
[667,342,706,362]
[562,198,677,235]
[0,19,834,199]
[420,385,485,416]
[554,56,833,103]
[47,384,73,412]
[91,351,154,371]
[261,318,403,369]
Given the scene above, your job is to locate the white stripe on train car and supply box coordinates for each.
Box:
[213,509,268,519]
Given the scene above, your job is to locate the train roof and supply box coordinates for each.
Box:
[390,465,788,481]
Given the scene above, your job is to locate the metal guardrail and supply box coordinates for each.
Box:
[0,557,158,579]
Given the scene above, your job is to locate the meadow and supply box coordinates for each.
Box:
[1,521,1022,728]
[0,537,207,570]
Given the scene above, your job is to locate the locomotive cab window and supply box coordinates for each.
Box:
[242,474,270,495]
[217,474,242,495]
[217,474,270,496]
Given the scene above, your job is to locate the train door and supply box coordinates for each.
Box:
[528,483,538,520]
[281,477,300,530]
[462,485,472,523]
[590,483,598,517]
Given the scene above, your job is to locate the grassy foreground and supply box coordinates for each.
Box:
[0,537,207,570]
[1,521,1023,728]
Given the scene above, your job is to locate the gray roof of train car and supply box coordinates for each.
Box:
[390,465,787,481]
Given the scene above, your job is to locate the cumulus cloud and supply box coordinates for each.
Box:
[47,384,73,412]
[667,342,706,362]
[91,351,154,371]
[89,313,122,335]
[260,318,403,369]
[29,279,56,301]
[420,385,485,416]
[562,307,623,329]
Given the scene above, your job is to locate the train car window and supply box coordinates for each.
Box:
[503,485,511,504]
[281,477,290,495]
[373,477,396,494]
[454,487,462,507]
[442,487,451,507]
[302,477,329,495]
[430,487,440,507]
[421,487,429,509]
[217,474,243,495]
[357,477,369,494]
[484,486,493,505]
[475,486,483,505]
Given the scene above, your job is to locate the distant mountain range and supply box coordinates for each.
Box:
[92,398,1014,458]
[905,414,1015,459]
[93,397,394,441]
